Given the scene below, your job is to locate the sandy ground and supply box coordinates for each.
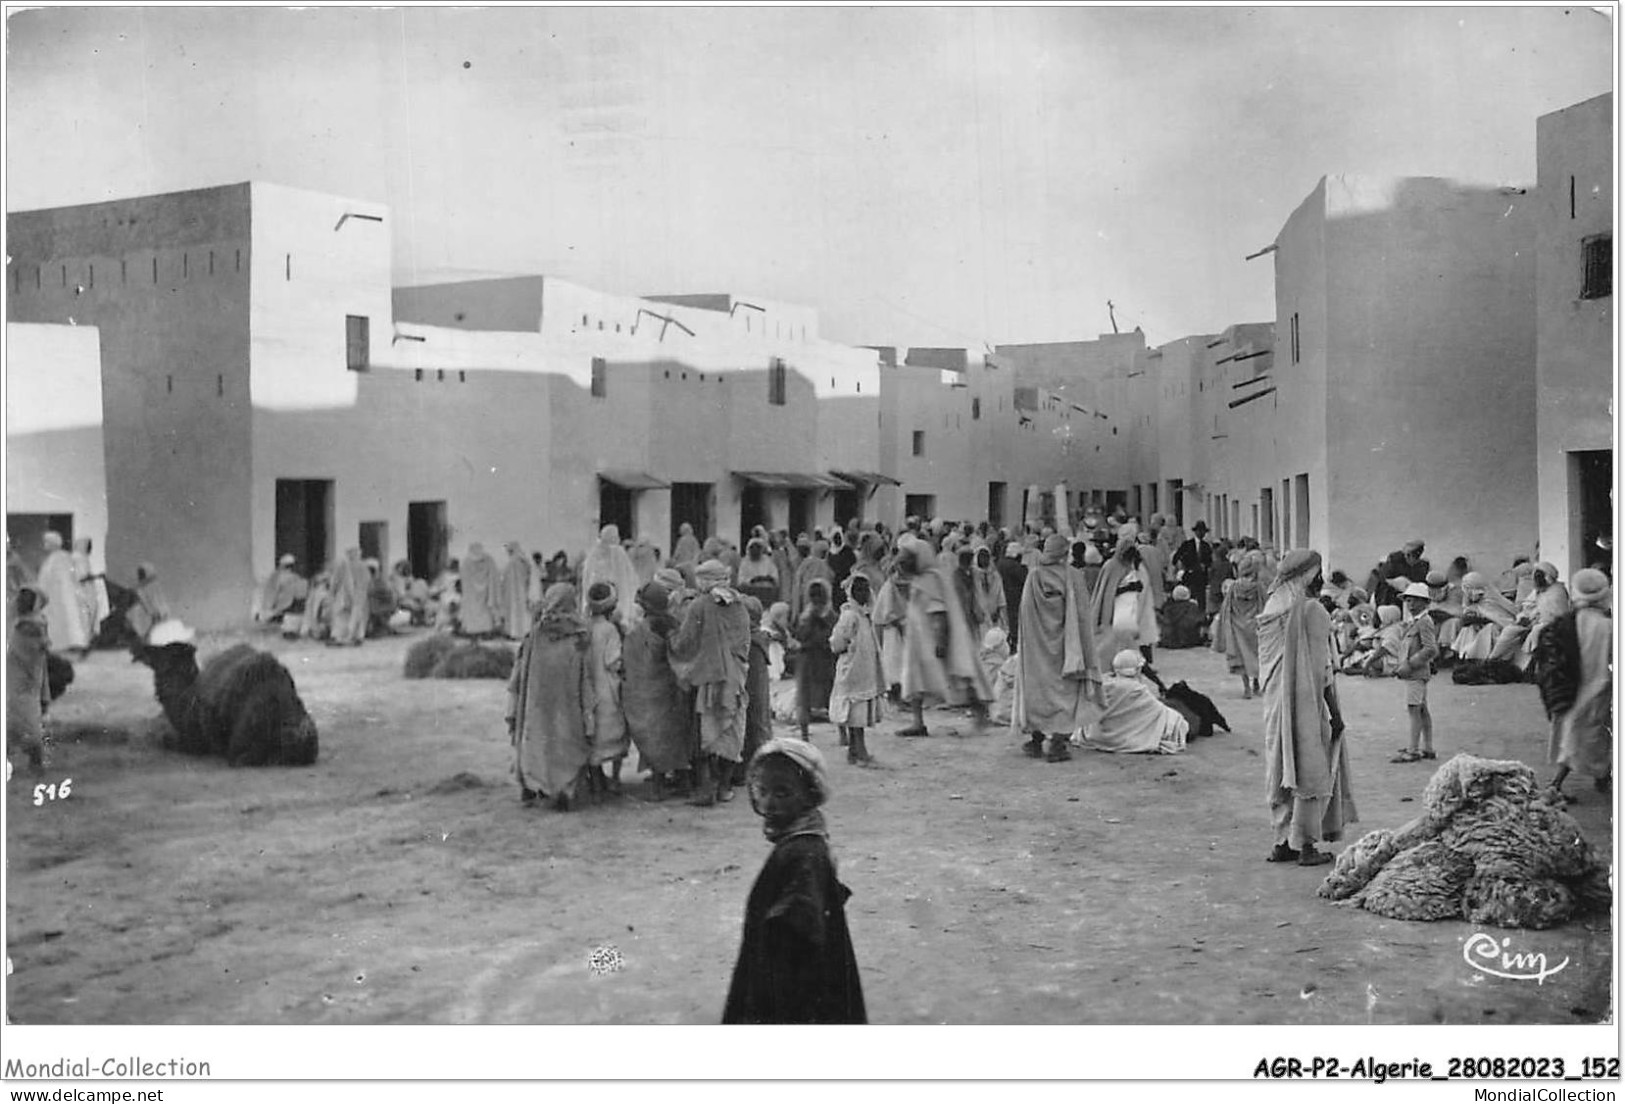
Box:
[4,628,1613,1025]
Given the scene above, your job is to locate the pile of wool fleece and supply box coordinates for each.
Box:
[403,635,515,680]
[1318,753,1611,929]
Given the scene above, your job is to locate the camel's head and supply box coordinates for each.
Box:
[280,710,320,767]
[131,641,199,677]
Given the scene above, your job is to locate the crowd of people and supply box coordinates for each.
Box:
[9,514,1611,855]
[498,508,1252,808]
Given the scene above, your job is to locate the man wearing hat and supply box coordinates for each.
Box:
[1173,521,1214,616]
[1371,539,1430,610]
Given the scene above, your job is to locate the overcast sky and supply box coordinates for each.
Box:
[6,6,1613,347]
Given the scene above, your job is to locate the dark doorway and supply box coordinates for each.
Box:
[904,494,937,520]
[1167,479,1184,526]
[788,490,815,540]
[740,485,768,549]
[670,483,711,551]
[598,479,635,541]
[359,520,389,566]
[275,479,333,575]
[6,513,74,576]
[832,488,861,530]
[407,501,449,581]
[1574,449,1613,574]
[987,482,1007,528]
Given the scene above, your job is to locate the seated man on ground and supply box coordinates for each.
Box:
[1158,584,1206,649]
[1076,650,1188,755]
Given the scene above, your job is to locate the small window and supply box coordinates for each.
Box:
[912,431,925,457]
[972,396,981,420]
[768,358,787,405]
[458,371,466,383]
[1581,235,1611,300]
[346,315,369,372]
[415,368,424,382]
[591,356,607,398]
[1290,312,1301,364]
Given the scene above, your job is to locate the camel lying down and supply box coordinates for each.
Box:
[132,642,319,767]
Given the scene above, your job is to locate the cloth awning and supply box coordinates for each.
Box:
[733,471,854,491]
[598,470,670,490]
[831,470,903,488]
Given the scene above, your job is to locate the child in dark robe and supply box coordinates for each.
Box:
[794,578,838,739]
[722,738,866,1024]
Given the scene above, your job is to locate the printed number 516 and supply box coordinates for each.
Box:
[33,778,73,806]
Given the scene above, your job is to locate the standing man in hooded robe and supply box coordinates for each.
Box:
[1259,549,1355,868]
[669,559,752,807]
[1013,534,1104,762]
[896,538,992,737]
[1089,530,1160,674]
[459,542,502,637]
[673,522,704,569]
[498,542,532,640]
[579,524,641,625]
[328,547,371,646]
[36,532,89,654]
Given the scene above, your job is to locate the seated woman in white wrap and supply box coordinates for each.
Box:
[1451,571,1519,661]
[1078,650,1188,755]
